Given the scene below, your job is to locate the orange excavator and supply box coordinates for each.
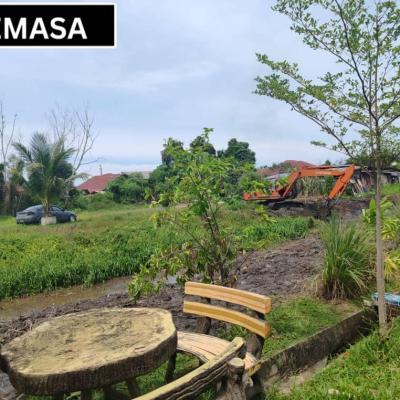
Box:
[243,164,356,217]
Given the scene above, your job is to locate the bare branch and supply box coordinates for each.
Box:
[286,99,355,159]
[0,101,17,181]
[334,0,374,119]
[48,104,98,177]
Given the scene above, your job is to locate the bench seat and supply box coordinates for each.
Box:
[177,331,259,375]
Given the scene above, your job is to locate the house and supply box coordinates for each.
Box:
[77,173,122,194]
[257,160,315,179]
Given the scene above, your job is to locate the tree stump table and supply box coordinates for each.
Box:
[0,307,177,399]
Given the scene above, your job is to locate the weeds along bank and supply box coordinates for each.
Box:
[0,205,312,300]
[268,317,400,400]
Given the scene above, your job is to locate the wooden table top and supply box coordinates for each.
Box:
[0,307,177,395]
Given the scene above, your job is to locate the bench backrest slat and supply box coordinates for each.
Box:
[183,301,271,338]
[185,282,271,314]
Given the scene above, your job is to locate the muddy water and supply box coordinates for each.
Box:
[0,276,132,321]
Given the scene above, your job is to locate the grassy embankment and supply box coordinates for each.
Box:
[0,204,312,300]
[264,184,400,400]
[268,316,400,400]
[382,182,400,197]
[349,182,400,199]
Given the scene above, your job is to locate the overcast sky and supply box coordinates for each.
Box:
[1,0,344,175]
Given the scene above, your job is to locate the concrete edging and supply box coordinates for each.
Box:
[258,308,377,388]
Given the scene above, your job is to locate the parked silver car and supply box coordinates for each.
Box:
[16,205,77,224]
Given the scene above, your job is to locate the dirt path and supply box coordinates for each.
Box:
[0,235,323,399]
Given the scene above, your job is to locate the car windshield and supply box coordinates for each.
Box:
[25,206,43,212]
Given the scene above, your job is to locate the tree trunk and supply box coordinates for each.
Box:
[375,162,387,338]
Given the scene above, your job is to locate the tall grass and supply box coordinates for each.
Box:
[320,218,374,299]
[382,182,400,196]
[0,205,312,300]
[300,176,333,198]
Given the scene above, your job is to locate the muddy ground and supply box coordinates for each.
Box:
[0,235,323,346]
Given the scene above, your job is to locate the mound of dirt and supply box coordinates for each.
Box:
[267,198,370,219]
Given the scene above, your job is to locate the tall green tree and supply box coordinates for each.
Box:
[344,134,400,168]
[219,138,256,165]
[108,173,147,203]
[161,138,184,167]
[190,131,217,155]
[130,132,237,302]
[255,0,400,336]
[13,133,75,216]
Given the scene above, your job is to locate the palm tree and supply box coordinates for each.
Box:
[13,133,75,216]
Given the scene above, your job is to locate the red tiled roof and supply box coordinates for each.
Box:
[77,173,121,194]
[258,160,315,177]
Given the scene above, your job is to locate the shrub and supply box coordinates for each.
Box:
[320,218,374,299]
[71,192,117,211]
[300,176,333,198]
[362,197,400,278]
[108,173,147,203]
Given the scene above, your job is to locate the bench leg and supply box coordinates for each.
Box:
[126,378,141,397]
[216,358,246,400]
[165,353,177,383]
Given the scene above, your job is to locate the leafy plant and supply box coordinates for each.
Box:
[384,251,400,280]
[129,131,237,300]
[129,129,269,301]
[362,198,400,278]
[362,197,393,226]
[300,176,333,198]
[107,173,147,203]
[320,218,374,299]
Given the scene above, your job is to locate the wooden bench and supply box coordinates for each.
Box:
[167,282,271,391]
[135,337,246,400]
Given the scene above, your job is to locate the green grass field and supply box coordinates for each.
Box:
[0,204,312,300]
[382,182,400,196]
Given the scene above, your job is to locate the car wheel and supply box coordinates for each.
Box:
[69,215,77,222]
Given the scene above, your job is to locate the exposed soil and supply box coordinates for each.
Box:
[0,236,323,347]
[268,198,370,220]
[331,198,371,219]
